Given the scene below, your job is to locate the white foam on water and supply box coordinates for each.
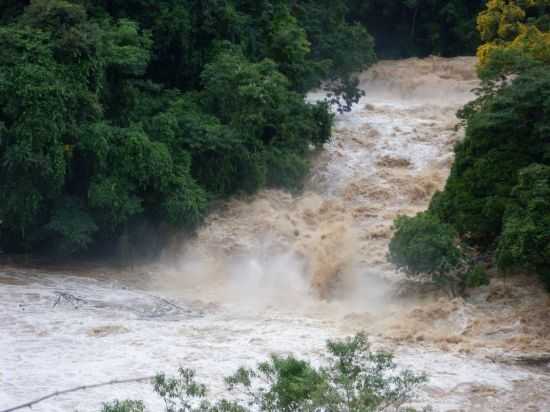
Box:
[2,57,550,412]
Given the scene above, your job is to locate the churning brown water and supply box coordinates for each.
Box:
[2,57,550,411]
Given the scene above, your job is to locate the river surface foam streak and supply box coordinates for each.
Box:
[2,57,550,412]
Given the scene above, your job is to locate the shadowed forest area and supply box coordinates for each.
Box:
[0,0,484,259]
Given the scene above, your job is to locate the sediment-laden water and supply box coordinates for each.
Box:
[2,57,550,412]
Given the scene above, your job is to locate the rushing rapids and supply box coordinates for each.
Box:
[2,57,550,411]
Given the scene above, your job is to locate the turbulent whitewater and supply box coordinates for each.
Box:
[2,57,550,411]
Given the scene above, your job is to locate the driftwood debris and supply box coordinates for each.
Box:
[53,291,87,308]
[506,353,550,365]
[488,352,550,366]
[1,376,156,412]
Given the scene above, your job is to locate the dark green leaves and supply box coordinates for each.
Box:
[45,197,98,254]
[431,67,550,248]
[396,63,550,292]
[346,0,483,58]
[389,212,461,276]
[497,164,550,288]
[0,0,375,256]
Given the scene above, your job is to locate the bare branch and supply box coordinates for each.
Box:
[1,376,156,412]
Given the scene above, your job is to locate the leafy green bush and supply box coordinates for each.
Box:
[388,212,469,296]
[265,149,310,190]
[389,212,461,275]
[464,265,490,289]
[102,333,427,412]
[102,400,146,412]
[44,197,98,255]
[497,164,550,289]
[224,333,427,411]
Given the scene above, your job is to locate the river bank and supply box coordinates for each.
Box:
[2,57,550,411]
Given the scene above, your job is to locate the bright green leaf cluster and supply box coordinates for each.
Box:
[101,333,427,412]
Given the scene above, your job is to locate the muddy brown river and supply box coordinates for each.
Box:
[2,57,550,412]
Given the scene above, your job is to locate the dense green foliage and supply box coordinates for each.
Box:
[431,68,550,246]
[388,212,470,296]
[390,1,550,291]
[391,68,550,291]
[101,333,427,412]
[463,264,490,288]
[348,0,484,58]
[0,0,375,256]
[497,164,550,288]
[389,212,461,276]
[102,400,146,412]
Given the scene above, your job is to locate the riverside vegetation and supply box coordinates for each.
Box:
[100,333,427,412]
[0,0,375,256]
[389,0,550,293]
[0,0,488,258]
[2,1,550,411]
